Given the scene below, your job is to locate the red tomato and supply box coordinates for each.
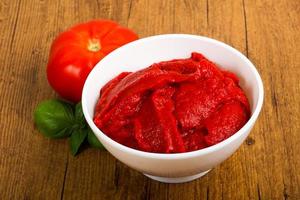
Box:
[47,20,138,102]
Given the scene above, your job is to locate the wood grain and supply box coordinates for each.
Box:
[0,0,299,199]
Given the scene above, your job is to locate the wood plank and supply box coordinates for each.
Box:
[168,1,208,200]
[61,1,149,200]
[244,0,300,199]
[169,0,254,199]
[128,1,185,199]
[0,0,69,199]
[127,0,174,37]
[204,1,251,199]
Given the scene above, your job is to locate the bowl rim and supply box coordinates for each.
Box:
[82,34,264,160]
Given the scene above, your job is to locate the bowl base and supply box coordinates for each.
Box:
[144,169,211,183]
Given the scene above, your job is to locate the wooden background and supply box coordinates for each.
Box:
[0,0,299,199]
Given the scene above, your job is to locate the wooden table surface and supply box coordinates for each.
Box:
[1,0,299,199]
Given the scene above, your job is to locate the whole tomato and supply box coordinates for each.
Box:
[47,20,138,102]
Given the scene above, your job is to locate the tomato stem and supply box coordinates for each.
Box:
[88,39,101,52]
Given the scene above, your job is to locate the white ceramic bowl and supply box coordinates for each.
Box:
[82,34,264,183]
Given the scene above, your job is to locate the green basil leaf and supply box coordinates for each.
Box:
[75,102,83,119]
[87,128,105,149]
[75,102,86,127]
[34,99,75,138]
[69,129,87,156]
[52,127,72,138]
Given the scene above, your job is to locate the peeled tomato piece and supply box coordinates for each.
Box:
[204,101,249,146]
[134,86,185,153]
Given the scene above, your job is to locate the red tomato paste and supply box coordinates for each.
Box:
[94,52,250,153]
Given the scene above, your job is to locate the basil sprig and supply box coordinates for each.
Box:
[34,99,104,156]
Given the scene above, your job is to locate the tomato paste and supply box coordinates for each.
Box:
[94,52,250,153]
